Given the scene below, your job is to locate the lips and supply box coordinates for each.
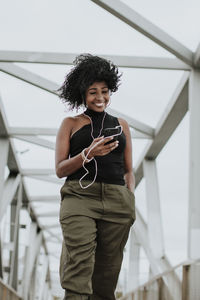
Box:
[94,103,104,107]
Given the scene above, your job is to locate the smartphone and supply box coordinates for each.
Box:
[102,126,122,145]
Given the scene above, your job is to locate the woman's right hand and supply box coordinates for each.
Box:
[85,136,119,159]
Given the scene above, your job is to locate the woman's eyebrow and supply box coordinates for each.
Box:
[88,87,108,91]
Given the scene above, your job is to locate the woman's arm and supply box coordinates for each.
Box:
[118,118,135,193]
[55,117,119,178]
[55,117,85,178]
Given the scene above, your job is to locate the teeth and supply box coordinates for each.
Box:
[95,103,104,107]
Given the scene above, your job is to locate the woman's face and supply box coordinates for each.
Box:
[85,81,110,112]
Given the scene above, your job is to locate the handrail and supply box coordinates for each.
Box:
[0,278,22,300]
[119,258,200,300]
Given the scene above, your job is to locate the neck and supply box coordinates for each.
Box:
[84,108,105,117]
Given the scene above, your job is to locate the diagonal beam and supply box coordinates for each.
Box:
[8,127,57,136]
[134,209,181,295]
[134,72,189,186]
[0,64,156,137]
[0,138,9,197]
[91,0,193,66]
[0,173,21,222]
[9,126,151,139]
[194,42,200,67]
[107,107,154,136]
[23,175,64,184]
[0,62,58,94]
[12,135,55,150]
[0,50,191,70]
[0,96,22,173]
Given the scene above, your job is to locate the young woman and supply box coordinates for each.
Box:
[55,54,136,300]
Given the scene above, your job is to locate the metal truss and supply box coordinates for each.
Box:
[0,0,200,299]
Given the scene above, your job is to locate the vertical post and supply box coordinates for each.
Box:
[0,138,9,198]
[188,263,200,300]
[0,138,9,281]
[182,265,189,300]
[188,69,200,258]
[22,222,42,300]
[0,237,3,279]
[9,179,22,290]
[38,255,48,300]
[127,229,140,292]
[143,159,164,258]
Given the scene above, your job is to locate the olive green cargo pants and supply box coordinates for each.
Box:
[59,180,135,300]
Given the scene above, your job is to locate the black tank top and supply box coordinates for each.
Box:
[67,108,126,185]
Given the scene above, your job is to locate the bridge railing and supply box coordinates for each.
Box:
[0,278,22,300]
[118,259,200,300]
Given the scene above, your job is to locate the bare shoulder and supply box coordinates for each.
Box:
[118,117,129,131]
[59,116,75,129]
[58,113,86,134]
[57,116,76,137]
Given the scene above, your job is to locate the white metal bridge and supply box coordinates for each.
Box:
[0,0,200,299]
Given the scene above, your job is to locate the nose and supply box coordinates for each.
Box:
[96,93,104,101]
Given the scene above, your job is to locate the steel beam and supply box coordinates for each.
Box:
[134,208,181,290]
[134,72,189,187]
[8,127,57,136]
[0,173,21,222]
[0,62,58,94]
[38,255,48,300]
[143,159,164,258]
[91,0,193,66]
[0,96,20,173]
[194,43,200,67]
[29,250,40,300]
[22,222,42,300]
[0,138,9,198]
[13,135,55,150]
[107,107,154,136]
[9,181,23,290]
[127,229,140,291]
[0,94,52,294]
[23,174,64,185]
[0,50,191,70]
[185,263,200,300]
[188,69,200,258]
[9,126,151,140]
[134,209,161,274]
[0,64,156,137]
[0,237,3,279]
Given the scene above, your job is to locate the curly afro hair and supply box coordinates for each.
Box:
[57,53,122,109]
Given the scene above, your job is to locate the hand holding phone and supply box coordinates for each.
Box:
[102,126,122,145]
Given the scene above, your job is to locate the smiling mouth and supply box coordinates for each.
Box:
[94,103,104,107]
